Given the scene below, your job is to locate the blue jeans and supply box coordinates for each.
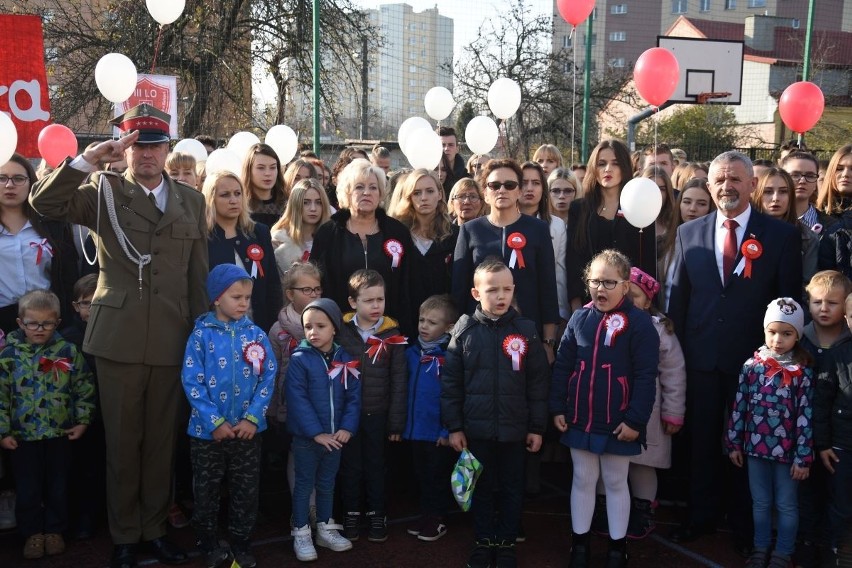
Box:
[292,436,342,528]
[748,456,799,555]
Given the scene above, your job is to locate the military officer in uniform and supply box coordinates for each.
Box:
[30,104,207,568]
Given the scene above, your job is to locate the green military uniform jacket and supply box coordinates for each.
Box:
[30,161,208,366]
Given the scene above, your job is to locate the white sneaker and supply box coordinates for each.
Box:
[0,491,16,530]
[291,524,317,562]
[316,520,353,552]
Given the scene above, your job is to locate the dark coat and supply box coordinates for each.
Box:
[207,222,282,333]
[407,224,459,324]
[565,198,658,303]
[668,209,802,375]
[441,306,550,442]
[337,314,408,435]
[285,341,361,438]
[814,342,852,452]
[452,214,558,332]
[310,208,415,334]
[549,298,659,443]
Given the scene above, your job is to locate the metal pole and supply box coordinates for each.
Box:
[802,0,815,82]
[312,0,320,154]
[581,16,594,163]
[360,36,369,140]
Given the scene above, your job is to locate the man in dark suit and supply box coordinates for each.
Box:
[30,105,207,568]
[667,151,802,552]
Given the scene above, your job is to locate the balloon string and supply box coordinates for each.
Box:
[499,119,507,158]
[571,25,576,165]
[151,25,164,73]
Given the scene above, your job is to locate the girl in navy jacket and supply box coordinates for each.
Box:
[550,250,659,567]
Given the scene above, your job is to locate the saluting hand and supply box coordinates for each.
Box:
[82,130,139,166]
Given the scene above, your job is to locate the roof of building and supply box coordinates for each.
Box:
[666,16,852,68]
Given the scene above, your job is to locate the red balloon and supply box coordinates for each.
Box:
[38,124,78,168]
[779,81,824,134]
[556,0,596,27]
[633,48,680,107]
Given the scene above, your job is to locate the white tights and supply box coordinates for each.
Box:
[571,449,631,539]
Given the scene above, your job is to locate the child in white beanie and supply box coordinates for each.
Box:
[726,297,815,568]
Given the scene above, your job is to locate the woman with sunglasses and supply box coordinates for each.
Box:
[1,153,78,334]
[452,159,559,360]
[565,140,657,311]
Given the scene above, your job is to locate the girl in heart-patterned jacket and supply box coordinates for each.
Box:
[726,298,814,568]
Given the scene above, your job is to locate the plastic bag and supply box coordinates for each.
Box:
[451,448,483,512]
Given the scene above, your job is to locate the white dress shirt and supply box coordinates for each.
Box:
[713,206,751,283]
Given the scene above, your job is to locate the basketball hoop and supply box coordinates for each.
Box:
[696,92,732,104]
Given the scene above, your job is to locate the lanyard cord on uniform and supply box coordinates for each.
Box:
[84,172,152,299]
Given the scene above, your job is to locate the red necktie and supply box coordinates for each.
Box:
[723,219,739,284]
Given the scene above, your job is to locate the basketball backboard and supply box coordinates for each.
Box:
[657,36,744,105]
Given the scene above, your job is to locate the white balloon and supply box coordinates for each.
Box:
[487,78,522,120]
[397,116,432,150]
[405,129,443,170]
[464,116,499,155]
[265,125,299,162]
[400,124,434,159]
[424,87,455,121]
[620,177,664,229]
[205,149,243,177]
[226,131,260,163]
[0,112,17,167]
[95,53,137,103]
[173,138,208,162]
[146,0,186,25]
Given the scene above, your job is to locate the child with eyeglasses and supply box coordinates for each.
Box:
[550,250,659,568]
[269,261,324,522]
[0,289,95,559]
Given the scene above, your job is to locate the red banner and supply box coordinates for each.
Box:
[0,15,51,158]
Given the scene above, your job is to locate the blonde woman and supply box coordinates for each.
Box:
[389,168,458,327]
[203,170,282,332]
[271,178,331,277]
[447,178,488,224]
[548,167,580,224]
[282,159,317,198]
[533,144,564,176]
[309,159,414,331]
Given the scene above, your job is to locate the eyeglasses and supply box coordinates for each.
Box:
[551,189,576,197]
[73,300,92,308]
[0,175,29,186]
[21,320,58,331]
[789,172,818,183]
[485,181,519,191]
[586,279,624,290]
[451,194,481,203]
[290,286,323,296]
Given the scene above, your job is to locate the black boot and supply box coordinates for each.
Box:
[197,534,230,568]
[569,531,590,568]
[626,498,655,539]
[605,537,628,568]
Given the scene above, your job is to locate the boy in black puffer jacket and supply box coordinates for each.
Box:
[337,269,408,543]
[442,259,550,568]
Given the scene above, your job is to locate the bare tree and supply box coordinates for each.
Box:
[450,2,637,160]
[4,0,376,139]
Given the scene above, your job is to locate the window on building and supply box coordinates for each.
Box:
[608,58,626,68]
[725,0,736,8]
[791,18,800,29]
[672,0,687,13]
[408,93,418,100]
[409,65,417,73]
[611,4,627,14]
[563,35,572,48]
[409,52,416,59]
[408,23,417,31]
[748,0,766,7]
[409,37,417,45]
[409,79,417,87]
[582,33,598,46]
[609,31,626,42]
[700,0,711,11]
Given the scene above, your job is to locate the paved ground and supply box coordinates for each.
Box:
[0,457,760,568]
